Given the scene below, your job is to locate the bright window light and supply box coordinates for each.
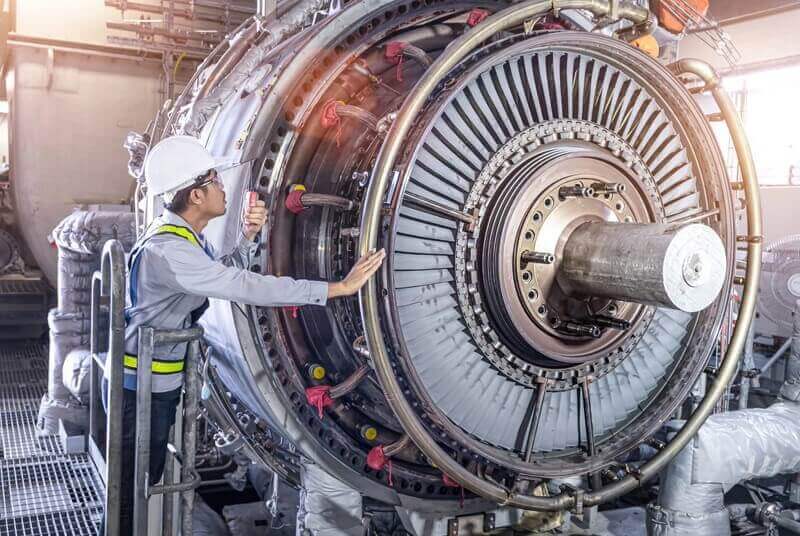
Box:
[721,65,800,186]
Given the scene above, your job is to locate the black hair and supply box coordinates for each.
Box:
[163,170,214,214]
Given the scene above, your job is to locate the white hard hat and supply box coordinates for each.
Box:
[144,135,235,198]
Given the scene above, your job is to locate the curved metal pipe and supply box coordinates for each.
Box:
[358,0,652,511]
[301,193,355,211]
[582,59,762,506]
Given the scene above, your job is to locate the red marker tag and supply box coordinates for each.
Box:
[248,191,258,207]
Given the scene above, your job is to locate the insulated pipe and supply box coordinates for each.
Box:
[559,222,727,312]
[39,212,136,431]
[648,402,800,535]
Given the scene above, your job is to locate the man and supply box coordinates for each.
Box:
[105,135,385,535]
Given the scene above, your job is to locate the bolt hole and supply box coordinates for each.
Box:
[525,230,534,240]
[522,271,532,282]
[615,202,624,211]
[537,305,547,315]
[544,197,553,208]
[532,212,542,222]
[528,289,538,300]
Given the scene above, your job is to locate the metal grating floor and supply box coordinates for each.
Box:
[0,342,103,535]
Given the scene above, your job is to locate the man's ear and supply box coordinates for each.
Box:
[190,188,204,206]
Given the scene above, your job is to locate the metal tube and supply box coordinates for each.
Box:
[772,514,800,535]
[7,35,168,64]
[403,192,476,224]
[300,193,355,211]
[739,320,755,410]
[581,57,762,507]
[523,379,548,463]
[133,327,155,536]
[89,274,102,462]
[359,0,650,509]
[161,426,176,536]
[757,338,792,378]
[558,222,727,312]
[153,326,203,345]
[181,338,202,536]
[102,240,127,536]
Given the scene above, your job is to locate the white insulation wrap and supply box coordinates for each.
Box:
[648,402,800,535]
[38,211,136,432]
[297,462,363,536]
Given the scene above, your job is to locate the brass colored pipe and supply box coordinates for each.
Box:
[581,59,762,506]
[358,0,652,512]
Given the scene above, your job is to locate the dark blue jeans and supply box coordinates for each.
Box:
[100,381,181,536]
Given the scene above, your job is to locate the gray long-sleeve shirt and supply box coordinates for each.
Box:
[120,210,328,392]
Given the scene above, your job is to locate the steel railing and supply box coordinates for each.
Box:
[88,239,204,536]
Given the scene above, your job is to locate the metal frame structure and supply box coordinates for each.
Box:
[133,325,203,536]
[87,239,205,535]
[357,0,762,511]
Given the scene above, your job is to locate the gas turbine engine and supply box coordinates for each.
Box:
[142,0,760,514]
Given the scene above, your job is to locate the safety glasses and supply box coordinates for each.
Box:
[195,170,224,192]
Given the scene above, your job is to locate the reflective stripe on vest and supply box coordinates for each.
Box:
[150,224,201,248]
[123,354,185,374]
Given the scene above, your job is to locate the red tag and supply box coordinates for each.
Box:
[466,8,490,27]
[305,385,333,419]
[248,191,258,207]
[321,100,342,129]
[442,473,465,508]
[285,191,306,214]
[385,41,408,82]
[367,445,393,487]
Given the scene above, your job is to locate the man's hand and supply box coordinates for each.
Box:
[243,198,268,241]
[328,249,386,298]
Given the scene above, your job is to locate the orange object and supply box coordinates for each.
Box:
[631,35,660,58]
[657,0,709,34]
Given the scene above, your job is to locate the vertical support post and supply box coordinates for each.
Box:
[257,0,277,18]
[103,241,126,536]
[133,326,155,536]
[162,425,176,536]
[181,339,201,536]
[739,319,755,410]
[523,378,548,463]
[89,274,103,471]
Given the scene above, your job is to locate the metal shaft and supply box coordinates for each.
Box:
[558,222,726,313]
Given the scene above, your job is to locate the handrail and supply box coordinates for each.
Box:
[88,239,127,536]
[88,238,206,534]
[133,326,204,536]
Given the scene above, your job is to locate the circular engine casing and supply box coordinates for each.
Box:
[152,0,738,510]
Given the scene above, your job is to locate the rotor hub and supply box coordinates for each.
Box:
[477,143,654,366]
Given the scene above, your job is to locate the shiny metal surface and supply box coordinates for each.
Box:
[136,0,758,513]
[559,222,727,312]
